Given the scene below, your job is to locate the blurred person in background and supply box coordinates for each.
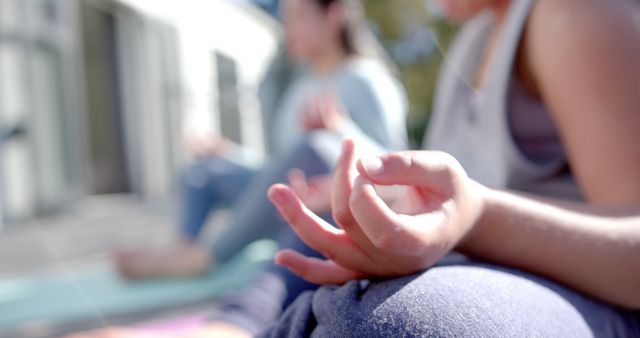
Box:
[72,0,640,336]
[113,0,407,281]
[71,0,406,336]
[258,0,640,336]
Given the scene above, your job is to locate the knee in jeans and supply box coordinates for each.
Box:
[181,163,210,189]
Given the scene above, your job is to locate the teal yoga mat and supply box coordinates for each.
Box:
[0,240,277,332]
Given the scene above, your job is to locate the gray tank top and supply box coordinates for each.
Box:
[425,0,583,200]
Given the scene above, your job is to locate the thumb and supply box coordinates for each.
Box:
[356,151,465,194]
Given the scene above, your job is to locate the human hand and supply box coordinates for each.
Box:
[268,139,486,285]
[184,133,232,157]
[299,92,349,132]
[287,169,333,214]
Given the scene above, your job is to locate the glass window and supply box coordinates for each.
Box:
[0,0,81,222]
[30,44,69,207]
[32,0,59,23]
[0,44,36,221]
[0,0,22,31]
[215,52,243,144]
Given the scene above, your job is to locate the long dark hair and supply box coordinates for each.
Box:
[313,0,366,55]
[312,0,398,73]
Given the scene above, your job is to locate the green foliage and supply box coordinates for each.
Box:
[362,0,458,147]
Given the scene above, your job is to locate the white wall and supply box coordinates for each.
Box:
[0,0,281,225]
[111,0,281,200]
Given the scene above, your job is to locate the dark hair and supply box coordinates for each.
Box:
[310,0,398,75]
[313,0,365,55]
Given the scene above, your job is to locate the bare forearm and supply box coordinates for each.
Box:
[459,186,640,309]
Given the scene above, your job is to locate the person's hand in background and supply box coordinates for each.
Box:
[299,91,349,132]
[183,133,232,158]
[287,169,333,214]
[268,139,485,285]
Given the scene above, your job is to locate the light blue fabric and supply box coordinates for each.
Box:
[272,57,408,155]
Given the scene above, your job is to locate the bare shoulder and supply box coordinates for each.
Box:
[529,0,639,31]
[525,0,640,63]
[521,0,640,95]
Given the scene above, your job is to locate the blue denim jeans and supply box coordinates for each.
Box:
[179,132,343,260]
[180,156,257,241]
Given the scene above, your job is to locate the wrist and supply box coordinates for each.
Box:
[456,180,492,252]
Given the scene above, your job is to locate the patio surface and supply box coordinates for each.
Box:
[0,195,226,338]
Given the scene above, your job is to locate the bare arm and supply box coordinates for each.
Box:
[526,0,640,205]
[467,0,640,308]
[461,187,640,309]
[454,0,640,309]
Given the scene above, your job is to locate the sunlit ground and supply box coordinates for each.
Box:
[0,195,277,338]
[0,195,175,278]
[0,196,180,337]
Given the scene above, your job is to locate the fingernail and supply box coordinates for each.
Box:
[274,252,285,265]
[269,189,285,205]
[361,157,384,176]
